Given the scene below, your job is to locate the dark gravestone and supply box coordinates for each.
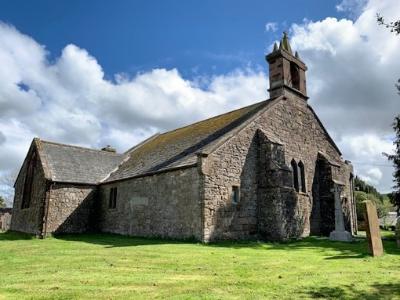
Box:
[363,201,383,257]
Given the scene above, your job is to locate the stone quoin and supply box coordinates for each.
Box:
[10,33,357,242]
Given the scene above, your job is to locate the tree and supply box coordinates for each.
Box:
[0,195,6,208]
[354,175,383,200]
[377,13,400,215]
[355,191,391,220]
[383,116,400,215]
[377,13,400,35]
[0,170,17,207]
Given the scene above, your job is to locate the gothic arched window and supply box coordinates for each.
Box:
[291,159,299,192]
[298,161,306,192]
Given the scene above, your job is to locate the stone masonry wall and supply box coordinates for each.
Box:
[44,183,96,235]
[256,132,305,240]
[98,167,202,240]
[10,151,47,236]
[202,132,259,241]
[202,92,354,241]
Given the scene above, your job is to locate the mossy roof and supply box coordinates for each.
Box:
[38,140,125,184]
[105,99,271,182]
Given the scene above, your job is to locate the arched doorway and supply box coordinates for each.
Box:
[310,155,335,236]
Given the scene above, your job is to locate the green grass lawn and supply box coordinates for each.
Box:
[0,231,399,300]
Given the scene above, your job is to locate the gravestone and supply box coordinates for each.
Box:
[363,200,383,257]
[0,209,12,231]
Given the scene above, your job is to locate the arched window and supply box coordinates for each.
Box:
[298,161,306,192]
[290,62,300,90]
[291,159,299,192]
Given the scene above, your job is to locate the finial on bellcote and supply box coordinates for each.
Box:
[279,31,293,54]
[273,42,278,52]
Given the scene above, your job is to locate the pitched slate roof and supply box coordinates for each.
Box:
[38,140,125,185]
[27,94,342,185]
[105,99,272,182]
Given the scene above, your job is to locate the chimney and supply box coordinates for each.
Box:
[101,145,116,153]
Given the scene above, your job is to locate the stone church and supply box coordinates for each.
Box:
[10,33,357,242]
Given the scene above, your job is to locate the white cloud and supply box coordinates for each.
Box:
[360,168,384,186]
[340,134,394,159]
[0,22,267,202]
[336,0,368,18]
[265,22,278,32]
[338,134,394,190]
[366,167,383,180]
[290,0,400,192]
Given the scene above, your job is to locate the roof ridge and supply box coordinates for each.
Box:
[39,139,124,156]
[124,133,160,154]
[199,96,282,155]
[157,99,268,137]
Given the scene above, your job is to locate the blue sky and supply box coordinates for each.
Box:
[0,0,399,203]
[0,0,347,78]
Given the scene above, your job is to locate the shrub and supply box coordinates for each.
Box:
[355,191,368,221]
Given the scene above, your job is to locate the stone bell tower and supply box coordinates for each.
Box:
[266,32,308,100]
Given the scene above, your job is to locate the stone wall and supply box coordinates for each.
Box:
[201,92,355,241]
[44,183,97,235]
[98,167,202,240]
[10,150,47,236]
[201,131,259,241]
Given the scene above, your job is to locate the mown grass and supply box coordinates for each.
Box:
[0,231,399,299]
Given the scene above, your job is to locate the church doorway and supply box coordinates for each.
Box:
[310,155,335,236]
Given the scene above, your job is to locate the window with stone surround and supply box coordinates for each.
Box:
[298,161,306,192]
[21,151,36,209]
[109,187,117,209]
[231,186,240,205]
[291,159,299,192]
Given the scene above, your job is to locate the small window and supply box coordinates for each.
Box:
[291,159,299,192]
[109,187,117,209]
[231,186,240,205]
[21,151,36,209]
[298,161,306,192]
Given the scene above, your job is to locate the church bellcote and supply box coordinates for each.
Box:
[266,32,308,100]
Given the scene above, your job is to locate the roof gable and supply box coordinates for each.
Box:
[14,138,45,187]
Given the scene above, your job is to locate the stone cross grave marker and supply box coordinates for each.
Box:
[329,182,352,242]
[364,200,383,257]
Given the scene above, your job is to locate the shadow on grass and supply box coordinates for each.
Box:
[53,232,400,258]
[3,231,398,258]
[0,231,35,241]
[210,234,400,258]
[305,283,400,299]
[55,233,197,248]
